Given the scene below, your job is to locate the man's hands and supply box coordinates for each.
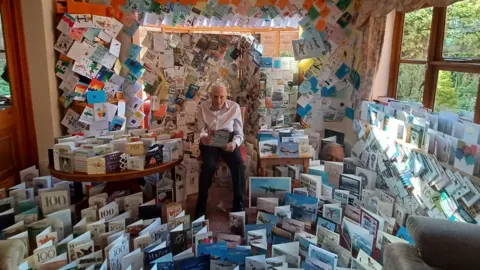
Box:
[200,135,213,145]
[224,142,237,152]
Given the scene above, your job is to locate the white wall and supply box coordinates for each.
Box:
[21,0,61,175]
[371,11,396,99]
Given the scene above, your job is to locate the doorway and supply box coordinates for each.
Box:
[0,0,38,187]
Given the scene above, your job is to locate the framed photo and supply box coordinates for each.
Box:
[249,177,291,207]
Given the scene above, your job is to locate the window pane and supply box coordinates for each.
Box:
[396,63,425,102]
[401,7,433,60]
[279,31,299,57]
[443,0,480,59]
[434,71,480,121]
[0,12,4,51]
[0,11,10,105]
[259,31,278,57]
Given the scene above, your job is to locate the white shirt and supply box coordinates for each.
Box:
[197,99,244,146]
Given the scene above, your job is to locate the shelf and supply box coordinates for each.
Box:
[49,159,182,182]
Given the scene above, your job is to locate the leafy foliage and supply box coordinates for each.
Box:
[0,59,10,97]
[397,0,480,119]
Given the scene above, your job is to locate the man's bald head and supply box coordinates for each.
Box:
[211,83,227,95]
[210,83,228,110]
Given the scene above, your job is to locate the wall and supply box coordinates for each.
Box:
[21,0,61,175]
[371,11,396,99]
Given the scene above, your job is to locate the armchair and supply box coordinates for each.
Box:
[383,216,480,270]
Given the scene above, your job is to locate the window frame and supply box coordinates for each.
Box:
[389,5,480,122]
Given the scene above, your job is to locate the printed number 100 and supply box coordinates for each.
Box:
[36,250,56,262]
[45,196,67,207]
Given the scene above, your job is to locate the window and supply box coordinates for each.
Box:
[258,32,278,57]
[0,12,10,101]
[390,0,480,122]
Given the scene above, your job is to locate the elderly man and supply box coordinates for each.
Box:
[195,83,245,218]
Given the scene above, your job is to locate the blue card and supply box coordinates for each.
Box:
[309,246,338,270]
[185,84,200,100]
[335,63,350,79]
[350,69,361,89]
[346,107,354,119]
[396,226,414,244]
[109,116,125,131]
[84,28,101,41]
[260,57,273,68]
[257,211,279,226]
[279,142,299,158]
[296,104,312,119]
[308,76,319,92]
[321,85,336,97]
[316,216,337,232]
[128,43,142,60]
[124,58,144,78]
[154,262,173,270]
[222,248,252,267]
[285,193,318,222]
[86,90,107,104]
[272,234,291,245]
[145,245,170,265]
[245,224,272,244]
[197,242,227,259]
[177,254,210,270]
[273,58,281,69]
[308,167,328,183]
[299,80,312,94]
[151,253,172,264]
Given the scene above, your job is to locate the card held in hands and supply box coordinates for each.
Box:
[209,130,231,148]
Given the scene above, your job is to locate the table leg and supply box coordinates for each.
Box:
[303,158,310,174]
[258,160,265,176]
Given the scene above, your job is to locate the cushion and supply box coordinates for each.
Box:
[383,243,439,270]
[0,239,27,270]
[407,216,480,270]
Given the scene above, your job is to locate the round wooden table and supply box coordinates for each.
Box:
[49,159,182,182]
[49,159,183,200]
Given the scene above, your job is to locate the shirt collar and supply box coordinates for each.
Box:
[209,100,230,110]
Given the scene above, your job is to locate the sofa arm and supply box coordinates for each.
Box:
[0,239,27,270]
[407,216,480,270]
[383,243,438,270]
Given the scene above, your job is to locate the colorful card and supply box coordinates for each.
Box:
[109,116,125,131]
[72,14,93,28]
[56,13,76,34]
[86,90,107,104]
[79,106,95,125]
[128,43,142,60]
[94,103,108,121]
[249,177,292,207]
[87,79,105,91]
[54,33,74,55]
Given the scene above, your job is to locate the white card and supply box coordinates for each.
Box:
[109,39,121,57]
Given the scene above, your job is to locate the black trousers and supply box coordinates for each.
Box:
[195,144,245,217]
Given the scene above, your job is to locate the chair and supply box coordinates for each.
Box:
[0,239,28,269]
[383,216,480,270]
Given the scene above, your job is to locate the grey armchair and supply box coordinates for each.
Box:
[383,216,480,270]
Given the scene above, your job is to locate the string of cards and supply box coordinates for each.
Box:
[292,0,362,130]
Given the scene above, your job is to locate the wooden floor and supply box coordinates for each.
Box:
[184,178,256,236]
